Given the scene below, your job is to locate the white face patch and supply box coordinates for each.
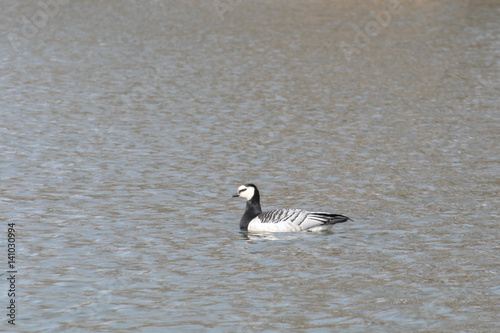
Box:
[237,185,255,201]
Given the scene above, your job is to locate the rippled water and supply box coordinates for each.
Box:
[1,0,499,331]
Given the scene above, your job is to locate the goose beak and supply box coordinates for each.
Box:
[232,193,240,198]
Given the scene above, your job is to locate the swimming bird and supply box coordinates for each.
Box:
[232,184,352,232]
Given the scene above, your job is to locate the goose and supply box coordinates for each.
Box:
[232,184,352,232]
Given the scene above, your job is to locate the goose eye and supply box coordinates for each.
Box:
[239,188,247,193]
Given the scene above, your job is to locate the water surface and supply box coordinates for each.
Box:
[1,0,499,331]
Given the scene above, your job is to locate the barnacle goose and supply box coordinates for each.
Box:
[232,184,352,232]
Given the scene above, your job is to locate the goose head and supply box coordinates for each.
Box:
[232,184,257,201]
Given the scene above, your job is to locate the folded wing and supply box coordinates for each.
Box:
[250,209,350,232]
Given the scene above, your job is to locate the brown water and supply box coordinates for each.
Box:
[1,0,499,331]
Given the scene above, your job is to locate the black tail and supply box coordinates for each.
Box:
[319,214,353,225]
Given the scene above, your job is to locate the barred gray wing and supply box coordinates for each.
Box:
[258,209,309,225]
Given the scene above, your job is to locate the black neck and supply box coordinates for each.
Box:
[239,190,262,230]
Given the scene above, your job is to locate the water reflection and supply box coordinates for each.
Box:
[239,230,338,242]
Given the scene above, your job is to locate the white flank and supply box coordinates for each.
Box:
[307,225,334,232]
[247,217,303,232]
